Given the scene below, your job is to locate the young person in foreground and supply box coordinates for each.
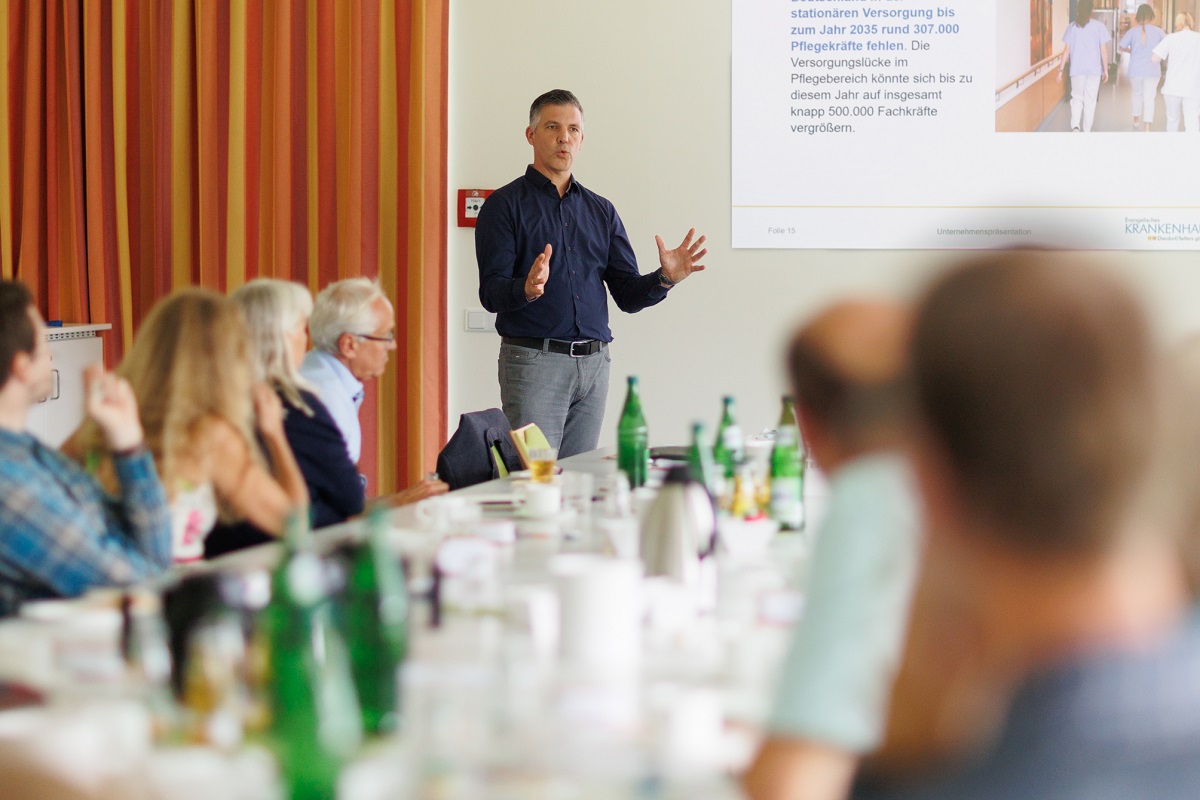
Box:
[0,280,171,615]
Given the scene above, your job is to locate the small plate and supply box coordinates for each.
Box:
[469,493,519,508]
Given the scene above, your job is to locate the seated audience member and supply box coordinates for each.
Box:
[855,252,1198,800]
[0,280,171,615]
[229,280,448,538]
[300,277,391,466]
[232,279,366,528]
[743,300,921,800]
[66,289,308,562]
[299,276,446,501]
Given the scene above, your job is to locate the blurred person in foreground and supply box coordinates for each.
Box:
[299,277,446,501]
[855,251,1198,800]
[743,299,921,800]
[68,289,309,562]
[0,280,170,615]
[1158,335,1200,597]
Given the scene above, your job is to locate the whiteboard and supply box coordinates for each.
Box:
[732,0,1200,250]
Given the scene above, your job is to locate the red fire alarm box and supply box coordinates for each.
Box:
[457,189,493,228]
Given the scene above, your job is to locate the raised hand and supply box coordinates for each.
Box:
[252,382,287,442]
[525,243,553,301]
[657,228,708,286]
[84,364,144,452]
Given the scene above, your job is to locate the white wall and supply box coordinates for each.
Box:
[447,0,1200,449]
[996,0,1033,86]
[1054,1,1071,45]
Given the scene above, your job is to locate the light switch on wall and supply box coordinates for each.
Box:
[464,309,497,332]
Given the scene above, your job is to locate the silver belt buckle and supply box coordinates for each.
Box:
[569,340,589,358]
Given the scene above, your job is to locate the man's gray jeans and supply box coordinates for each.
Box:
[498,340,611,458]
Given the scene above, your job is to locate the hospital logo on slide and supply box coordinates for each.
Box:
[1124,216,1200,244]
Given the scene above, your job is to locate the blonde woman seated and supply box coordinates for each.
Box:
[65,289,309,562]
[231,279,446,532]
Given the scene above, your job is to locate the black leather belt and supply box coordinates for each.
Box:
[503,336,606,357]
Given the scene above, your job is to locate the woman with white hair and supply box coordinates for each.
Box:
[1153,12,1200,132]
[231,279,367,531]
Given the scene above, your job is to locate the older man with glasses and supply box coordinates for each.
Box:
[301,278,396,466]
[300,278,446,503]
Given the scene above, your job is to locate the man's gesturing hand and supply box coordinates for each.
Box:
[657,228,708,286]
[525,244,552,302]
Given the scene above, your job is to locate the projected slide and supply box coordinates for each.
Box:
[732,1,1200,250]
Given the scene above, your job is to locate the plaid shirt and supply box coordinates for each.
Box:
[0,428,171,616]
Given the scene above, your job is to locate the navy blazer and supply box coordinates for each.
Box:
[286,388,364,529]
[437,408,523,491]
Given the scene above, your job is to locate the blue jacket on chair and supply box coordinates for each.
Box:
[436,408,523,491]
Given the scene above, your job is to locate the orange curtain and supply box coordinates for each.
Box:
[0,0,448,494]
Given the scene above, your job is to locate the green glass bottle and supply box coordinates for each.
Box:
[339,504,408,737]
[712,395,744,479]
[770,397,805,531]
[687,421,720,501]
[259,512,362,800]
[617,376,649,488]
[778,394,798,430]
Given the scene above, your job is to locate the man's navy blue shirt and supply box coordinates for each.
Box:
[475,165,668,342]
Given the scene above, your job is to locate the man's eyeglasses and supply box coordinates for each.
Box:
[354,332,396,344]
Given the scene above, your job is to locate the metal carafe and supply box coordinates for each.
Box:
[639,466,716,586]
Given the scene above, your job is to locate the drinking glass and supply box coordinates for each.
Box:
[528,447,558,483]
[600,471,633,518]
[561,471,594,517]
[180,612,247,749]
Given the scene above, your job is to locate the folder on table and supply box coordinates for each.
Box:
[509,423,551,470]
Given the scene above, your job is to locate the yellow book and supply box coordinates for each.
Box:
[509,423,551,469]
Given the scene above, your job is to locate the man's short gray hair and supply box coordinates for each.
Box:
[309,277,388,354]
[529,89,585,129]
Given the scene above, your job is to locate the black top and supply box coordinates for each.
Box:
[475,165,668,341]
[285,388,364,528]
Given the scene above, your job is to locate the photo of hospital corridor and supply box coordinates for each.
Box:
[997,0,1198,132]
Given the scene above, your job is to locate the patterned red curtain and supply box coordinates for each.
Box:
[0,0,448,493]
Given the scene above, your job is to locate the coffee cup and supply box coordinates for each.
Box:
[415,495,480,531]
[551,554,642,675]
[519,482,562,519]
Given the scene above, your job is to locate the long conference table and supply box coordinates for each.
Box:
[0,447,826,798]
